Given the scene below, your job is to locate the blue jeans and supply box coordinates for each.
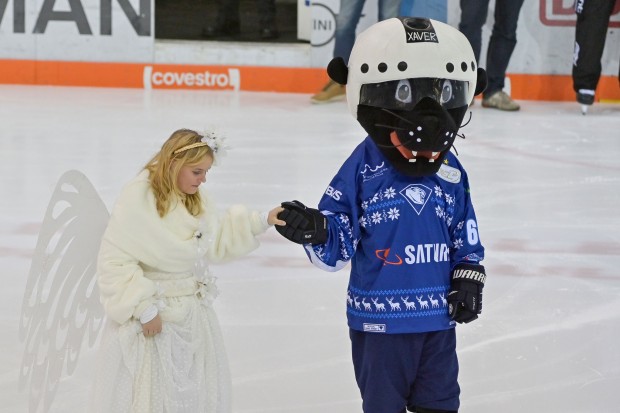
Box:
[459,0,525,97]
[400,0,447,23]
[333,0,401,65]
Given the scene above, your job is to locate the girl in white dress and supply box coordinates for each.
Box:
[91,128,284,413]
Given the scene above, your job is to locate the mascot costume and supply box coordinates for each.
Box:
[276,17,488,413]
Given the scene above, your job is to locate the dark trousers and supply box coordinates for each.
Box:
[214,0,277,29]
[572,0,618,93]
[350,329,459,413]
[458,0,525,97]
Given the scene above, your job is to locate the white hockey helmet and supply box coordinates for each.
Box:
[345,17,479,118]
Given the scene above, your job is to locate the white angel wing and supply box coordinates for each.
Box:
[18,170,109,413]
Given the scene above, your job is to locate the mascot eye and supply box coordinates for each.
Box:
[395,80,412,104]
[440,80,453,104]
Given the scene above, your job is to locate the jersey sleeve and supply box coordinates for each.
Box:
[303,148,364,272]
[449,166,485,267]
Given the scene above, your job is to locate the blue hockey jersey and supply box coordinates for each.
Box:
[305,136,485,334]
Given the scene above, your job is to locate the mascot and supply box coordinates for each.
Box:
[276,17,487,413]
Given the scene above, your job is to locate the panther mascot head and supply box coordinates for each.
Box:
[327,17,487,177]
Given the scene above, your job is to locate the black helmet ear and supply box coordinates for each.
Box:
[327,57,348,85]
[474,67,487,96]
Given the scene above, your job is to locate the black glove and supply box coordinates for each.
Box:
[447,263,486,324]
[275,200,328,245]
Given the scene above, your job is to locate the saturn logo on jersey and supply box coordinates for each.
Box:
[376,243,450,265]
[400,184,432,215]
[375,248,403,265]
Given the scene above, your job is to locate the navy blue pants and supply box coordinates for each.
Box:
[350,328,460,413]
[458,0,525,97]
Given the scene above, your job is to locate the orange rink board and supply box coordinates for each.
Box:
[1,59,619,102]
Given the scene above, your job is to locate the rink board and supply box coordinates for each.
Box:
[0,59,618,102]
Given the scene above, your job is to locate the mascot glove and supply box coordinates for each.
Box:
[448,263,486,324]
[275,201,328,245]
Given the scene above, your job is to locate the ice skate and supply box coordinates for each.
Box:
[577,89,595,115]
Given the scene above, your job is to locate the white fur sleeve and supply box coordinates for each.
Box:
[97,237,157,325]
[207,204,269,263]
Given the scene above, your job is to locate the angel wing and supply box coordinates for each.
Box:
[18,170,109,413]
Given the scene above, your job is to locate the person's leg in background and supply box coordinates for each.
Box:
[481,0,525,111]
[572,0,615,114]
[257,0,279,40]
[311,0,402,104]
[400,0,447,23]
[458,0,490,63]
[203,0,240,38]
[332,0,367,65]
[311,0,366,103]
[378,0,402,21]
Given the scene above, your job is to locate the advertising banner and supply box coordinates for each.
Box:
[0,0,617,101]
[0,0,154,62]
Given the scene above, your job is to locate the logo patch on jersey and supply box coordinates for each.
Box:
[375,248,403,265]
[400,184,432,215]
[363,323,386,333]
[361,162,388,182]
[437,164,461,183]
[325,185,342,201]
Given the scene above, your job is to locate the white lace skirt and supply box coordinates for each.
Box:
[90,293,231,413]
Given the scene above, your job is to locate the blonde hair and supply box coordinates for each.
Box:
[144,128,214,217]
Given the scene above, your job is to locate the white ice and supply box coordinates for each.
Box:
[1,85,619,413]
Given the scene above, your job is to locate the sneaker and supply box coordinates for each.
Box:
[311,80,346,104]
[481,90,520,111]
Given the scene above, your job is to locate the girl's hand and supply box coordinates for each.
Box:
[142,314,162,337]
[268,206,286,226]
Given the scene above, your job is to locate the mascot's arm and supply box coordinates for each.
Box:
[447,171,486,323]
[276,146,363,272]
[304,210,358,272]
[276,201,358,273]
[97,238,158,325]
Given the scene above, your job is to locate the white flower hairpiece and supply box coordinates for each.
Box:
[172,129,230,165]
[200,131,229,165]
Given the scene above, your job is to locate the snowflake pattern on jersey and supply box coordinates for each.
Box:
[360,183,464,253]
[359,186,405,229]
[452,220,465,250]
[430,185,467,250]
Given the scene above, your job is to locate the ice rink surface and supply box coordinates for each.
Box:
[1,85,619,412]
